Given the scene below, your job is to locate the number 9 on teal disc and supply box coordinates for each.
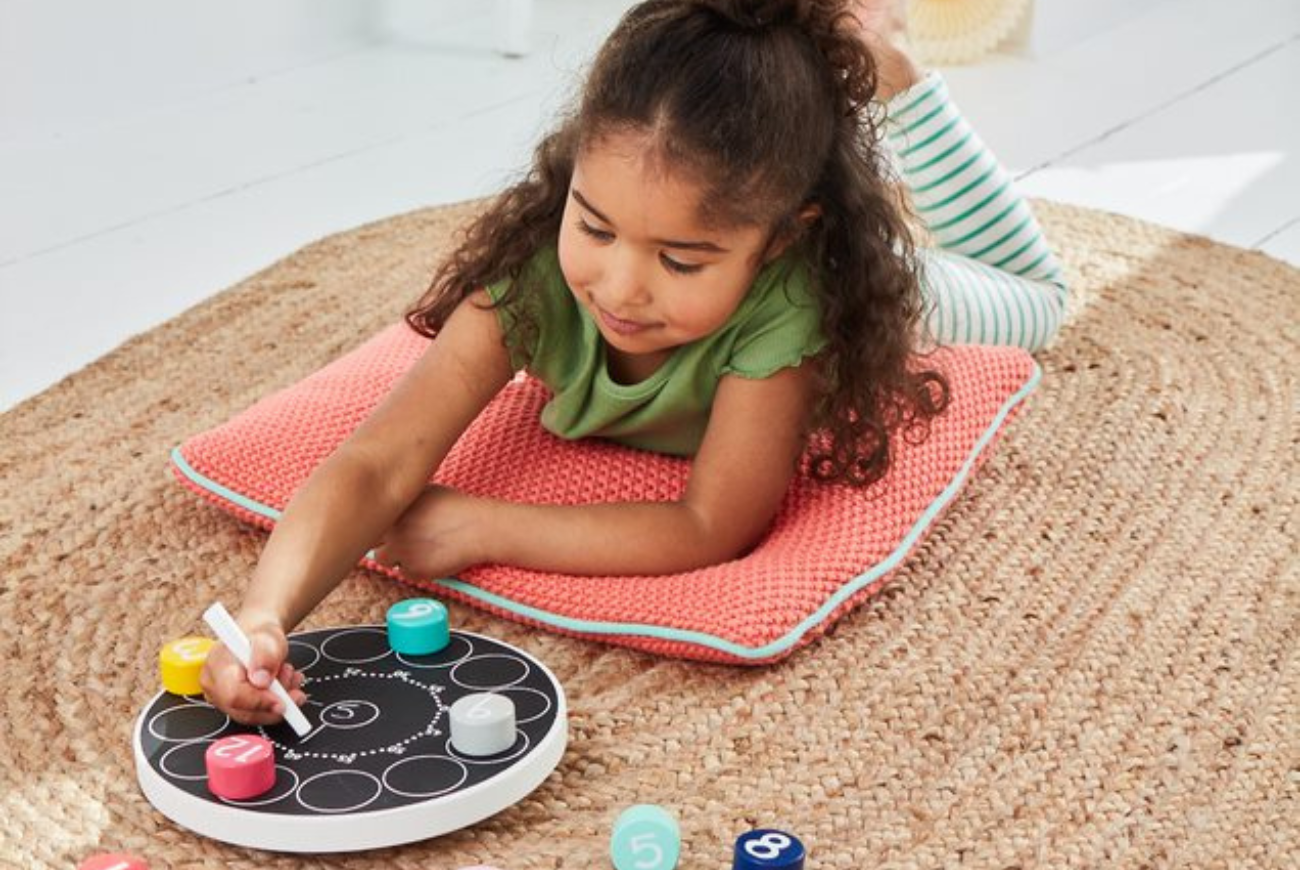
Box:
[385,597,450,655]
[611,804,680,870]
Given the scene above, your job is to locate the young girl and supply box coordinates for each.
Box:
[203,0,1067,724]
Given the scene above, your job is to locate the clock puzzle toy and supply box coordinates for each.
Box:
[133,602,567,854]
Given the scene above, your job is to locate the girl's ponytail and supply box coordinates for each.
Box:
[695,0,878,118]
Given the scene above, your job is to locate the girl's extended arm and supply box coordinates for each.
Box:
[469,363,816,575]
[204,291,512,725]
[240,291,514,631]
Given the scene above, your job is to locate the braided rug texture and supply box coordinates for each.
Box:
[1,200,1295,868]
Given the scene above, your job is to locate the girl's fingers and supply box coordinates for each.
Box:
[373,544,405,573]
[275,662,309,705]
[203,644,305,726]
[229,708,291,727]
[276,663,307,696]
[226,683,280,714]
[228,691,295,726]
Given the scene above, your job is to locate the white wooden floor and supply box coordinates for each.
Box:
[2,0,1297,411]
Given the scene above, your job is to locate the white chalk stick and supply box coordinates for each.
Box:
[202,602,310,737]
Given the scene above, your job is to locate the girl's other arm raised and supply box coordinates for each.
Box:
[480,363,817,575]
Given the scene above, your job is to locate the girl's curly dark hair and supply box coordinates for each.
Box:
[408,0,949,487]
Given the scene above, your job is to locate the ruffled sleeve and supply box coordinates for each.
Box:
[720,258,826,379]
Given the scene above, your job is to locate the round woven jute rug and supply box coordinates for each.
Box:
[1,200,1295,869]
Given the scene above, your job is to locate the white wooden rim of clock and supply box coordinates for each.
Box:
[133,717,566,852]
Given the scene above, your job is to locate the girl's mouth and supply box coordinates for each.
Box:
[597,306,653,336]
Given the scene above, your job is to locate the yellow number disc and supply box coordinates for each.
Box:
[159,637,215,695]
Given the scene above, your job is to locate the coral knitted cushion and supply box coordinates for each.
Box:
[172,323,1040,664]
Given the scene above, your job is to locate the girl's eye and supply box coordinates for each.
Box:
[661,254,704,276]
[576,219,614,242]
[577,218,703,275]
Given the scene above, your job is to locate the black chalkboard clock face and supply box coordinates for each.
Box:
[133,627,567,853]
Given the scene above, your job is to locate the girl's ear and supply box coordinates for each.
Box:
[764,203,823,262]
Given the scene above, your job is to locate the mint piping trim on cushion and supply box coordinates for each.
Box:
[171,449,285,523]
[168,361,1040,660]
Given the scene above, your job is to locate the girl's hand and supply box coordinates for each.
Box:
[200,615,307,726]
[373,485,487,581]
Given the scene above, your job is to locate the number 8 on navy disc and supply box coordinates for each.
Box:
[734,829,805,869]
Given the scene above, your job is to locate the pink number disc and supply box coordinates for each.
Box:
[77,855,149,870]
[205,735,276,800]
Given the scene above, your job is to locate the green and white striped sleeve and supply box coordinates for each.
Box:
[885,72,1070,351]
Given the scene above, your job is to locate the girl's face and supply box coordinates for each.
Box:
[558,132,778,377]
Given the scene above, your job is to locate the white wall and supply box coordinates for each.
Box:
[0,1,379,140]
[1,0,1169,143]
[1027,0,1170,55]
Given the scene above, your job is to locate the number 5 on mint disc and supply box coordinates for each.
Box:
[611,804,680,870]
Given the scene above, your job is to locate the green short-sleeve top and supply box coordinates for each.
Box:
[485,247,825,456]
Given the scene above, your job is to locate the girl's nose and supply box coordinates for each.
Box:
[604,249,652,308]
